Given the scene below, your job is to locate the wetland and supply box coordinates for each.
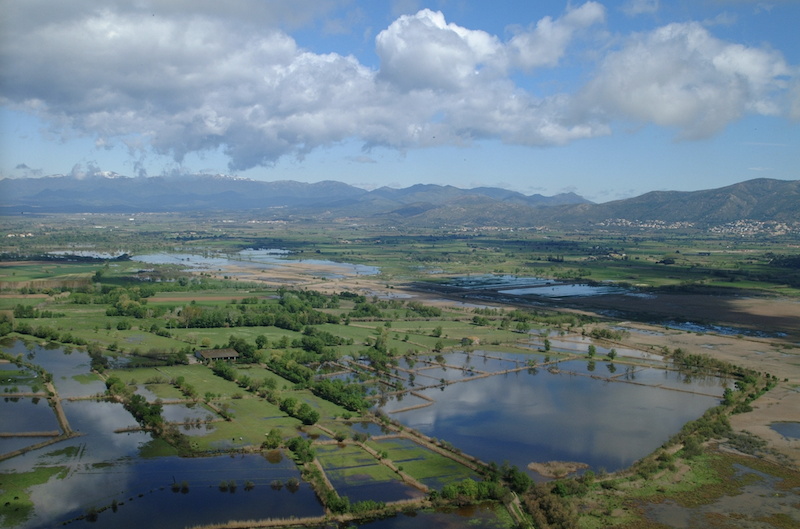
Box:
[1,214,799,528]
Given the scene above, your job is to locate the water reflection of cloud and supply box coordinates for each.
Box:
[384,369,717,472]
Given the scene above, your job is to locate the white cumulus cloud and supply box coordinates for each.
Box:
[576,22,791,139]
[0,2,795,172]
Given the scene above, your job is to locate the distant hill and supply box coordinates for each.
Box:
[371,178,800,228]
[541,178,800,226]
[0,173,588,215]
[1,174,797,228]
[0,174,367,213]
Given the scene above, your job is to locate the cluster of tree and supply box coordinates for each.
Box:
[172,376,197,400]
[127,346,189,367]
[522,482,579,529]
[406,301,442,318]
[279,396,320,425]
[13,304,65,319]
[87,342,110,372]
[472,315,490,326]
[670,348,742,376]
[236,296,260,304]
[290,326,349,358]
[176,298,339,330]
[227,336,260,363]
[265,352,316,385]
[263,354,369,411]
[262,428,283,449]
[589,328,628,341]
[552,268,592,279]
[211,360,237,381]
[286,436,315,463]
[312,378,369,412]
[148,323,172,338]
[106,376,164,428]
[281,288,343,309]
[766,253,800,269]
[13,322,87,345]
[349,301,382,319]
[438,478,507,504]
[0,315,11,337]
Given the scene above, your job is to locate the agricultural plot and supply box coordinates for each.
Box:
[367,437,480,490]
[315,443,424,503]
[190,397,302,451]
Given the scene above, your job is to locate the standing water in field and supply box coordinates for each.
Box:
[377,352,721,477]
[131,249,380,277]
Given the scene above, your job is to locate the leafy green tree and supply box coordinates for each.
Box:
[515,322,531,333]
[296,402,320,425]
[263,428,282,449]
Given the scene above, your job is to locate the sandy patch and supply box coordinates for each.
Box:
[729,387,800,469]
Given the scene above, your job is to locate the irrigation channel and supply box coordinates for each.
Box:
[1,334,727,528]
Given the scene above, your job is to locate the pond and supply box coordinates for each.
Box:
[663,320,787,339]
[160,403,216,424]
[441,274,640,299]
[500,283,627,298]
[132,249,380,277]
[2,340,109,398]
[20,451,322,529]
[527,337,665,362]
[1,394,323,529]
[376,355,721,477]
[770,422,800,440]
[443,274,554,289]
[0,397,59,434]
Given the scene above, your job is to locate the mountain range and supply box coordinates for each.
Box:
[1,174,798,228]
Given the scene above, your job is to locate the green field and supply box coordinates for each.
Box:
[1,212,798,527]
[368,437,480,489]
[315,444,401,485]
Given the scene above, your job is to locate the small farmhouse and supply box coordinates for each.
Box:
[195,348,239,362]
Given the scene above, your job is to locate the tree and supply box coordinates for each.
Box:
[432,326,443,337]
[296,402,320,425]
[255,335,268,349]
[263,428,282,449]
[515,322,531,333]
[544,338,551,351]
[607,349,617,361]
[587,345,596,358]
[434,339,444,352]
[280,396,297,415]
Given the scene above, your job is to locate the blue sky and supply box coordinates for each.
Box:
[0,0,798,202]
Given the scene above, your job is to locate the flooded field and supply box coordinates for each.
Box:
[3,342,109,398]
[316,444,425,503]
[771,422,800,440]
[2,393,322,529]
[643,459,800,528]
[376,351,722,477]
[132,249,380,277]
[0,337,738,527]
[0,398,59,433]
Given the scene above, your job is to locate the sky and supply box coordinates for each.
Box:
[0,0,798,202]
